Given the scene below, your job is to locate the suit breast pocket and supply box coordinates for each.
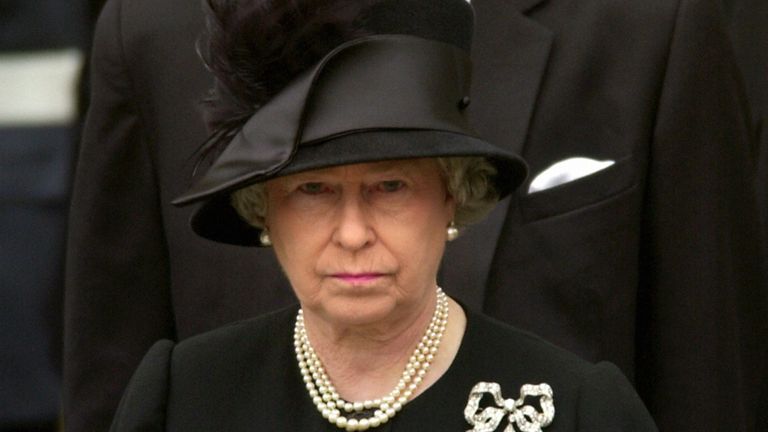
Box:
[518,154,640,223]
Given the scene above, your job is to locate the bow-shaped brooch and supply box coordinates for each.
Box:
[464,382,554,432]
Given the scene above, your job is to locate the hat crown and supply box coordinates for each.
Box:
[198,0,474,162]
[363,0,474,51]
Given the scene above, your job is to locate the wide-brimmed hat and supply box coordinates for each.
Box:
[173,0,528,246]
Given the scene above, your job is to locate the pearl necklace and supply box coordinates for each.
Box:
[294,287,449,431]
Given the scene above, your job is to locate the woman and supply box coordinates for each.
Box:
[110,0,657,430]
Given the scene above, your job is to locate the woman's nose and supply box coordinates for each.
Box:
[332,194,375,250]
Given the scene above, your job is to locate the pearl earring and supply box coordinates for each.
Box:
[446,221,459,241]
[259,230,272,246]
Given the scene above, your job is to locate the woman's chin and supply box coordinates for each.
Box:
[313,295,398,328]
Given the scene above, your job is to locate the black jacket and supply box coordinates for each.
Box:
[110,306,657,431]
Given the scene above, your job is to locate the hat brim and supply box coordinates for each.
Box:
[189,129,527,246]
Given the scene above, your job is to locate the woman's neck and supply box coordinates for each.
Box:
[301,297,467,402]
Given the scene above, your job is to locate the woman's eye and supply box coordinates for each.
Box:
[376,180,405,193]
[298,182,330,195]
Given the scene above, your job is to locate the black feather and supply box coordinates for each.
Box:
[194,0,377,170]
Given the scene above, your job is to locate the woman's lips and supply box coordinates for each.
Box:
[332,273,383,283]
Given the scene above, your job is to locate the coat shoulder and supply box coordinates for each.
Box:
[173,305,298,363]
[462,311,658,430]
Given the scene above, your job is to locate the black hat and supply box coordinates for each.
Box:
[173,0,528,246]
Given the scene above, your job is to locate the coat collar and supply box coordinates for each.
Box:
[441,0,553,305]
[510,0,549,13]
[469,0,553,158]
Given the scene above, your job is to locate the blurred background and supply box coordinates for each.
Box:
[1,0,95,430]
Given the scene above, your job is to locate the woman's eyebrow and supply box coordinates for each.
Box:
[364,161,420,176]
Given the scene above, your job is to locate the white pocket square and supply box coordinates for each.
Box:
[528,157,615,194]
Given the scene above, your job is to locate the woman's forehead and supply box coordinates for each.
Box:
[279,158,440,181]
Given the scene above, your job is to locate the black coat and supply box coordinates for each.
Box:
[109,306,657,431]
[721,0,768,427]
[65,0,766,430]
[443,1,766,431]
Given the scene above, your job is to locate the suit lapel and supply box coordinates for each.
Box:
[509,0,550,14]
[441,0,552,307]
[469,0,553,156]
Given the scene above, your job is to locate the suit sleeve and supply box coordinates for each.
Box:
[109,340,174,432]
[64,0,176,430]
[574,362,658,431]
[636,0,767,430]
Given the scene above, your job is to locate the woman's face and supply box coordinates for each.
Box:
[264,158,455,328]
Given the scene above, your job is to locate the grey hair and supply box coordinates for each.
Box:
[230,157,499,229]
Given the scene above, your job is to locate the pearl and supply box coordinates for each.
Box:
[294,287,449,430]
[346,419,359,431]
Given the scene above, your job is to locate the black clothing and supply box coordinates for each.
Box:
[110,306,656,431]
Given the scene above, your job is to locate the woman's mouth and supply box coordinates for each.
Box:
[332,273,383,283]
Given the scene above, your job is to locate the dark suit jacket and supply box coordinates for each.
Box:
[723,0,768,280]
[721,0,768,427]
[65,0,766,431]
[108,306,657,431]
[441,0,767,431]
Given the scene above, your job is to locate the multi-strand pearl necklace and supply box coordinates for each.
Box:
[294,287,449,431]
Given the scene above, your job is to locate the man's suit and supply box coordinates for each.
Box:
[721,0,768,427]
[443,1,766,431]
[65,0,766,431]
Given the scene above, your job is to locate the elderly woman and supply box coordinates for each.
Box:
[110,0,657,430]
